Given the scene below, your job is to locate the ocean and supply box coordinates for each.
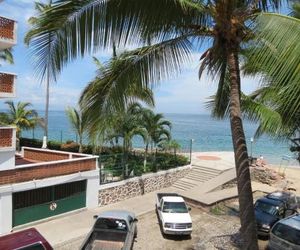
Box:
[22,111,298,165]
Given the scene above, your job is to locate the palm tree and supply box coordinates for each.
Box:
[25,1,55,148]
[108,103,146,177]
[2,101,40,140]
[65,107,88,153]
[79,55,154,143]
[25,1,289,247]
[141,109,171,170]
[208,10,300,149]
[0,48,14,65]
[160,139,181,156]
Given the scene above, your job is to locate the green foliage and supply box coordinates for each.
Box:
[100,151,189,179]
[20,137,43,148]
[1,101,42,138]
[20,137,61,150]
[0,48,14,65]
[60,141,80,152]
[210,203,225,215]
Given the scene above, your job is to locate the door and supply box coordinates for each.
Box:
[13,180,86,226]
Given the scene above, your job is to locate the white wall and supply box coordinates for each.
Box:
[0,151,15,170]
[0,192,12,235]
[86,169,100,209]
[0,169,99,234]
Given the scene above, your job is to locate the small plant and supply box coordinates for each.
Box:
[210,203,225,215]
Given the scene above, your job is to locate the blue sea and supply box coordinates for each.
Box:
[22,111,298,165]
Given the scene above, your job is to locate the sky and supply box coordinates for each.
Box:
[0,0,261,114]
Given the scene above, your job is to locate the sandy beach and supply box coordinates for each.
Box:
[191,151,300,194]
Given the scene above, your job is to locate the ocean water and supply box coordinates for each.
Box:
[22,111,298,165]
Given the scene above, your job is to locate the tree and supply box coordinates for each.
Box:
[141,108,171,169]
[25,1,288,247]
[25,1,55,148]
[159,139,181,156]
[79,55,154,147]
[108,103,146,177]
[208,10,300,161]
[0,48,14,65]
[65,107,88,153]
[2,101,40,140]
[141,109,171,170]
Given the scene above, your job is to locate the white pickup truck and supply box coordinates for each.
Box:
[156,193,192,235]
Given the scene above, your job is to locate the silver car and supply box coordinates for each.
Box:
[268,214,300,250]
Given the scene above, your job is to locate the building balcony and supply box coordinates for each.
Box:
[0,72,16,98]
[0,147,98,185]
[0,16,17,50]
[0,126,16,152]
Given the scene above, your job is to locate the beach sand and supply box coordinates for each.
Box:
[191,151,300,194]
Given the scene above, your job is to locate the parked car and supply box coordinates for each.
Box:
[156,193,192,235]
[268,213,300,250]
[0,228,53,250]
[255,191,299,236]
[80,210,138,250]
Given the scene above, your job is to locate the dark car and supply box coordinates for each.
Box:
[0,228,53,250]
[255,191,298,236]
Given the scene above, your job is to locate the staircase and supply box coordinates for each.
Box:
[172,165,223,191]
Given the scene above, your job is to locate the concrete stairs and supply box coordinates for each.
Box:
[172,165,223,191]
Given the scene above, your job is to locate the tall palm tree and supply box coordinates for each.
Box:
[141,108,171,169]
[25,1,55,148]
[108,103,146,177]
[25,1,289,247]
[65,107,88,153]
[0,48,14,65]
[208,10,300,142]
[3,101,40,139]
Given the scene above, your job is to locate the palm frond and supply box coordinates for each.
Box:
[249,13,300,119]
[24,0,208,80]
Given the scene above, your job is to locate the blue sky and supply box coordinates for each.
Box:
[0,0,261,114]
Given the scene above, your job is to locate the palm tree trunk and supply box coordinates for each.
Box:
[79,136,83,153]
[227,49,258,249]
[144,142,149,172]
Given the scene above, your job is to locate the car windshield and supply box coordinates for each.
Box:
[272,223,300,245]
[162,202,188,213]
[95,218,127,231]
[255,201,279,216]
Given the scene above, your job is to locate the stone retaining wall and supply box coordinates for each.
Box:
[98,165,191,206]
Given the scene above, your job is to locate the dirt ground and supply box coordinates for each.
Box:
[133,207,241,250]
[58,167,300,250]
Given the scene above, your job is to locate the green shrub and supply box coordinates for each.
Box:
[60,142,80,152]
[47,140,62,150]
[20,137,43,148]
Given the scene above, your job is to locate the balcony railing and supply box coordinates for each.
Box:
[0,72,16,98]
[0,16,17,49]
[0,147,99,185]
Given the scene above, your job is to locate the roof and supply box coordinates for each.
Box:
[267,191,293,201]
[0,228,52,250]
[256,196,283,206]
[278,214,300,230]
[162,196,185,202]
[97,210,136,225]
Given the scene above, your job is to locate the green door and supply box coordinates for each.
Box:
[13,180,86,226]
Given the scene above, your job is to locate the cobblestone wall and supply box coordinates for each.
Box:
[98,165,191,206]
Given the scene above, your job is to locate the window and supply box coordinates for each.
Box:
[18,243,46,250]
[272,223,300,245]
[162,202,188,213]
[255,201,280,216]
[95,218,128,231]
